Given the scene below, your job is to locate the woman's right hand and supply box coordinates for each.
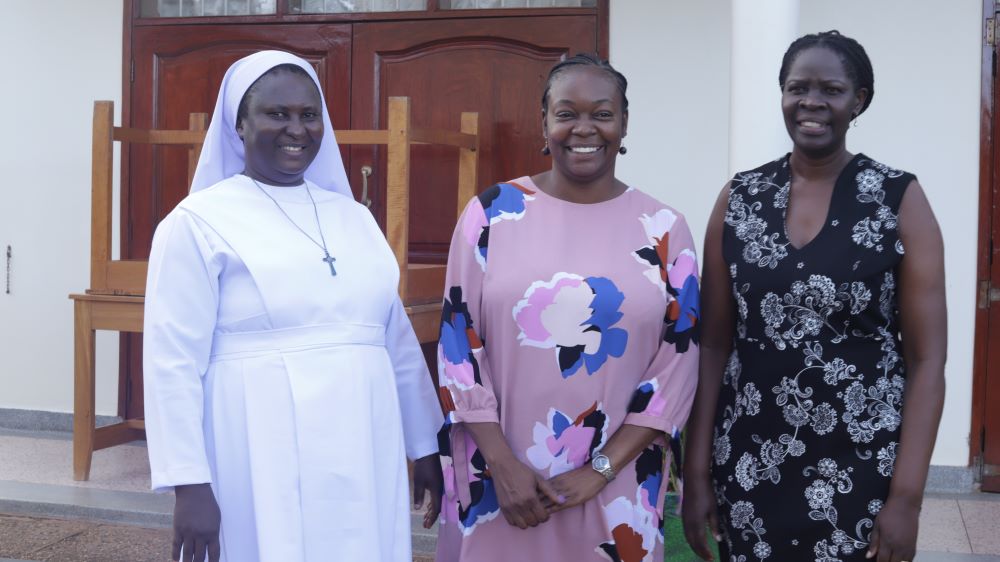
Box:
[682,472,721,561]
[490,456,561,529]
[465,421,560,529]
[172,483,221,562]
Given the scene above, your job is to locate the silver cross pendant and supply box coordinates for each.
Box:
[322,251,337,276]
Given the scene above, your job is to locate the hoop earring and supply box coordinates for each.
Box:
[851,112,859,128]
[542,139,551,156]
[618,145,627,155]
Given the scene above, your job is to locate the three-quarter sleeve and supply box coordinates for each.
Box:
[623,212,701,437]
[143,211,221,493]
[385,295,444,460]
[437,196,500,426]
[436,195,504,509]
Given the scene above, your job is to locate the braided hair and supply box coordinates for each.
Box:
[541,53,629,113]
[778,30,874,115]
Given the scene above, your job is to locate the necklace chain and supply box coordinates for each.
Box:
[251,178,337,276]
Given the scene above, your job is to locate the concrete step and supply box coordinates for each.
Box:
[0,429,440,556]
[0,480,171,528]
[0,479,438,557]
[410,508,438,557]
[0,512,438,562]
[411,517,438,558]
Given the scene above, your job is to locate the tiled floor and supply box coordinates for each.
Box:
[0,432,151,493]
[0,428,997,561]
[917,493,1000,559]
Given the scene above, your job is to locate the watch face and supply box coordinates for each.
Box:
[593,455,610,471]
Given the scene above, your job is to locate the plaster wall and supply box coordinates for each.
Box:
[0,1,124,416]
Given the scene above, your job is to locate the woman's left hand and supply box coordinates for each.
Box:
[543,466,607,514]
[412,453,444,529]
[865,496,919,562]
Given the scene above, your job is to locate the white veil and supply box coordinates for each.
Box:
[189,50,352,196]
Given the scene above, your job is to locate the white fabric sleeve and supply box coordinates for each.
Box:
[143,211,221,493]
[385,296,444,460]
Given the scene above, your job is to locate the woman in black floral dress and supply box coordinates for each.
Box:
[682,31,946,562]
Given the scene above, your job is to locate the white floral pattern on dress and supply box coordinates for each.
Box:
[714,353,760,468]
[802,458,873,560]
[714,155,912,562]
[851,159,906,255]
[760,275,852,349]
[725,168,791,270]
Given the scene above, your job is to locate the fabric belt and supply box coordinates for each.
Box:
[210,322,386,358]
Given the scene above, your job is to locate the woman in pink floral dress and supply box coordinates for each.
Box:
[434,54,700,562]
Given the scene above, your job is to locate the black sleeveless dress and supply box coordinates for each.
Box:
[712,153,915,561]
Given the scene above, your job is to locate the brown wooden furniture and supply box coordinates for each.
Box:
[69,101,208,481]
[70,97,478,480]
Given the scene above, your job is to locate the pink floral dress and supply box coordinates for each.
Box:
[434,177,700,562]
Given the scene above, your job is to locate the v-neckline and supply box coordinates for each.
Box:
[781,152,862,253]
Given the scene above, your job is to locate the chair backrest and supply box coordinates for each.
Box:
[87,100,207,296]
[86,97,479,302]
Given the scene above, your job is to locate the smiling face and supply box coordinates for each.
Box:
[236,68,323,186]
[543,66,628,184]
[781,47,868,159]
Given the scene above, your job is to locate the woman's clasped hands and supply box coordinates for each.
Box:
[490,453,563,529]
[490,453,610,529]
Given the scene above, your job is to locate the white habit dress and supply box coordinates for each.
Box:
[143,174,443,562]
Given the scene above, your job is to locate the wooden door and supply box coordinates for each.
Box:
[981,25,1000,492]
[350,16,599,264]
[976,2,1000,493]
[123,25,352,420]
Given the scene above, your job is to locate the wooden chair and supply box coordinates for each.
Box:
[70,98,478,480]
[69,102,208,481]
[338,96,479,339]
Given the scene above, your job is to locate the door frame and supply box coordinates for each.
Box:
[973,0,997,485]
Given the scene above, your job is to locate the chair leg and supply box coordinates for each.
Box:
[73,300,96,481]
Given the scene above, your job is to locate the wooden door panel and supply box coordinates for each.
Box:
[351,16,598,263]
[985,304,1000,491]
[124,24,352,420]
[984,53,1000,491]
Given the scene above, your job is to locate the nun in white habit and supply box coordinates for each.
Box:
[143,50,444,562]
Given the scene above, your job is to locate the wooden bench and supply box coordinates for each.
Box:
[70,97,478,480]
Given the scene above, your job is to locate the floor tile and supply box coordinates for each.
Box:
[959,500,1000,555]
[0,436,151,493]
[917,551,1000,561]
[919,497,972,553]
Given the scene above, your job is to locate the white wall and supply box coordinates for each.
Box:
[0,1,123,415]
[728,0,798,175]
[612,0,982,467]
[799,0,982,469]
[609,0,732,252]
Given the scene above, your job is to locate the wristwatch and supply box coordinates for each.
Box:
[591,453,616,482]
